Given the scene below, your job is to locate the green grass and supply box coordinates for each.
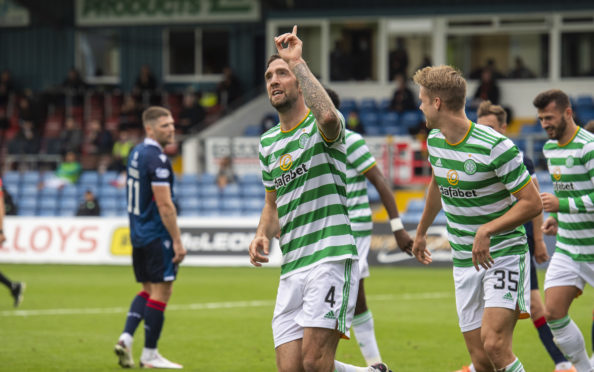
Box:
[0,264,591,371]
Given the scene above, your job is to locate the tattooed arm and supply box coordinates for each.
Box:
[274,25,341,141]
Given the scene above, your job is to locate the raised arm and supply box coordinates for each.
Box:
[274,26,341,140]
[364,165,413,255]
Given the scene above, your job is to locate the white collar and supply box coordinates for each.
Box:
[144,137,163,151]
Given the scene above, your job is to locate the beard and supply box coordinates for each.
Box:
[270,94,294,113]
[548,116,568,140]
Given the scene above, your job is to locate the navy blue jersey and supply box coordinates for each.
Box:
[127,138,175,247]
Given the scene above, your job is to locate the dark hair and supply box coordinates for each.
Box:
[142,106,171,125]
[477,100,507,126]
[266,54,283,69]
[532,89,570,111]
[325,87,340,109]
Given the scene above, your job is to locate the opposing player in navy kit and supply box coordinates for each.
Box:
[114,106,186,369]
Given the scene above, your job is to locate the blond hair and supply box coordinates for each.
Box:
[477,100,507,126]
[413,65,466,111]
[142,106,171,126]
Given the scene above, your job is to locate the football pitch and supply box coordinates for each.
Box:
[0,264,591,371]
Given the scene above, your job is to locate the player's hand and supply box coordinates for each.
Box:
[412,234,432,264]
[540,192,560,212]
[172,240,186,264]
[541,216,558,236]
[472,227,494,271]
[394,229,413,256]
[249,236,270,267]
[533,239,550,264]
[274,25,303,65]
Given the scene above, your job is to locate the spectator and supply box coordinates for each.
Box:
[40,151,82,189]
[62,68,87,107]
[346,111,365,135]
[178,92,206,134]
[508,56,535,79]
[473,68,500,105]
[17,95,38,125]
[389,73,417,113]
[84,118,114,171]
[109,129,135,173]
[388,37,409,80]
[216,156,237,190]
[330,40,350,81]
[133,64,158,95]
[0,69,17,106]
[76,189,101,216]
[217,67,243,109]
[470,58,504,80]
[58,117,84,154]
[417,55,432,71]
[118,94,142,131]
[7,120,40,155]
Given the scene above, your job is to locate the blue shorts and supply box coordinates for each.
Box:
[132,237,178,283]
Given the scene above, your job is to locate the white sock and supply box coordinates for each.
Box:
[548,316,592,372]
[352,311,381,365]
[496,357,524,372]
[141,347,157,360]
[468,363,476,372]
[118,332,133,348]
[555,361,573,371]
[334,360,368,372]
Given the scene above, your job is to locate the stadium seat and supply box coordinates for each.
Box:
[221,197,242,212]
[2,171,20,185]
[179,184,200,198]
[18,207,36,216]
[401,212,422,225]
[401,111,421,130]
[365,126,383,136]
[406,199,426,213]
[60,197,79,211]
[40,187,60,198]
[576,95,594,110]
[100,171,120,185]
[340,98,357,113]
[200,184,220,198]
[242,184,265,198]
[79,171,100,186]
[179,174,200,186]
[22,171,40,185]
[199,173,216,185]
[367,185,380,203]
[98,186,121,199]
[180,208,200,217]
[359,98,378,112]
[242,198,265,214]
[360,112,379,127]
[378,98,391,112]
[380,112,400,127]
[435,211,448,225]
[244,125,262,136]
[221,184,241,198]
[19,197,38,210]
[21,185,38,198]
[5,184,19,199]
[101,208,120,217]
[181,197,200,211]
[238,173,261,186]
[61,185,78,198]
[200,198,221,213]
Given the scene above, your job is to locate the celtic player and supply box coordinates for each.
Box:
[411,65,542,372]
[534,89,594,372]
[248,26,390,372]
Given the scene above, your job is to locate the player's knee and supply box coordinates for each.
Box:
[482,334,507,361]
[544,306,565,322]
[302,351,331,372]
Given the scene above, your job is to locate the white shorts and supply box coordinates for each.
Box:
[544,251,594,292]
[454,252,531,333]
[272,259,359,348]
[355,235,370,279]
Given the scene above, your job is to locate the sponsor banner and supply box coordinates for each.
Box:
[204,137,260,175]
[0,217,281,267]
[76,0,260,26]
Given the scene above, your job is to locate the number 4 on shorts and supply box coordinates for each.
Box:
[325,286,336,307]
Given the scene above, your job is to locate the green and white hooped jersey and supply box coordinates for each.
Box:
[259,110,357,278]
[427,121,532,268]
[345,130,376,237]
[543,127,594,262]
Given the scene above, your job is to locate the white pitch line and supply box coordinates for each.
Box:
[0,292,452,317]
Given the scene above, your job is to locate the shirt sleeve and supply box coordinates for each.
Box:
[347,132,377,174]
[259,142,275,191]
[147,151,172,186]
[558,141,594,213]
[491,138,532,194]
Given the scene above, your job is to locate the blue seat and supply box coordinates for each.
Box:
[180,208,200,217]
[60,197,79,210]
[200,184,220,198]
[38,209,57,217]
[221,197,242,212]
[359,98,377,112]
[18,207,36,216]
[59,209,76,216]
[576,95,594,109]
[244,125,262,136]
[221,184,241,198]
[367,186,380,203]
[199,173,217,185]
[201,198,221,213]
[19,197,37,210]
[3,171,21,185]
[380,112,400,127]
[467,110,478,123]
[365,126,382,136]
[242,184,265,198]
[401,111,421,129]
[22,171,40,185]
[379,98,391,112]
[98,186,121,199]
[100,171,120,185]
[238,173,261,185]
[79,171,100,186]
[536,170,552,185]
[39,198,58,210]
[21,185,38,197]
[435,211,448,225]
[61,184,78,198]
[340,98,358,113]
[181,197,200,211]
[179,184,200,198]
[360,112,379,127]
[401,212,422,225]
[40,187,60,199]
[178,174,199,185]
[101,208,120,217]
[407,199,426,213]
[242,198,264,214]
[5,184,18,199]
